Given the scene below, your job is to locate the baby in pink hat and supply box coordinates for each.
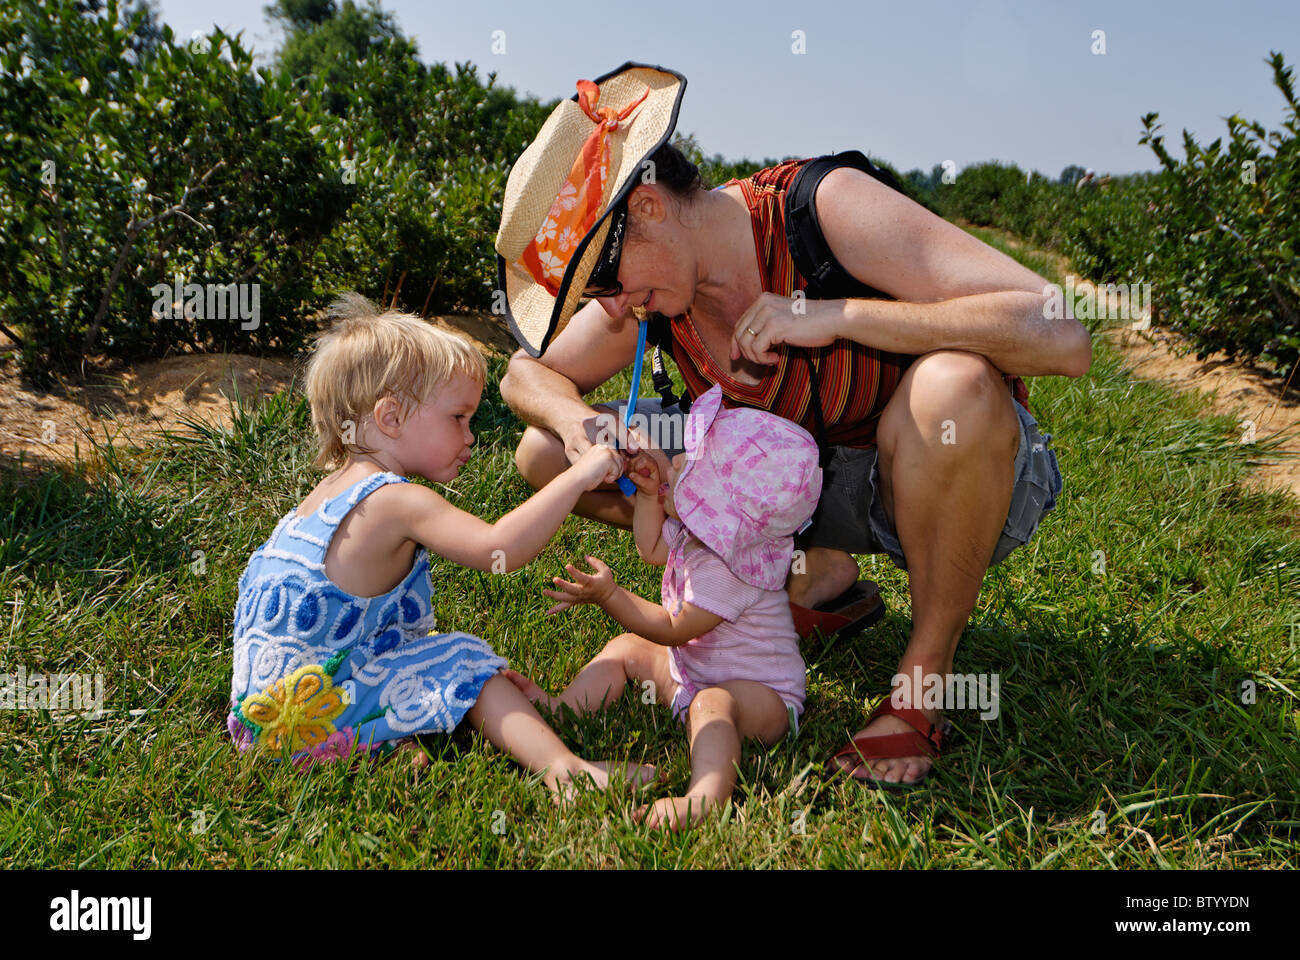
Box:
[504,385,823,830]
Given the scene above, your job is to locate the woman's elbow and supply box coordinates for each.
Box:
[1044,319,1091,377]
[1060,322,1093,378]
[498,351,529,408]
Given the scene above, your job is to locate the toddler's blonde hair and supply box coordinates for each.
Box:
[304,292,487,469]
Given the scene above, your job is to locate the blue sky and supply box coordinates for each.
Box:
[154,0,1298,177]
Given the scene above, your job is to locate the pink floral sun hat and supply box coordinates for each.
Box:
[673,385,824,591]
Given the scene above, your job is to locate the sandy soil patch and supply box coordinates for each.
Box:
[0,313,511,471]
[1104,322,1299,501]
[0,352,297,468]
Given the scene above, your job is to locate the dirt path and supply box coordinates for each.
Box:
[1103,323,1299,499]
[0,352,298,469]
[0,314,513,471]
[967,222,1299,503]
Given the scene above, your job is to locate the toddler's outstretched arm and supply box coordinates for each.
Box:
[543,556,722,646]
[400,444,623,573]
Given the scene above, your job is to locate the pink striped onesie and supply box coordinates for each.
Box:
[660,517,806,728]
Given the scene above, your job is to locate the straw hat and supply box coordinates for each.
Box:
[494,62,686,356]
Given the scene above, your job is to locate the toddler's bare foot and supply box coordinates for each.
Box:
[634,794,718,831]
[545,759,659,802]
[396,740,430,771]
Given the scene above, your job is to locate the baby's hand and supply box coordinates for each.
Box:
[626,448,669,499]
[572,443,624,490]
[543,556,617,615]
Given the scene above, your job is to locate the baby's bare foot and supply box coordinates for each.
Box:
[634,794,717,831]
[588,759,661,789]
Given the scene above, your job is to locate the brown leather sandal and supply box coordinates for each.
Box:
[789,579,885,642]
[825,698,950,788]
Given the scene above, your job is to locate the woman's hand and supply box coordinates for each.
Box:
[560,413,606,465]
[562,409,654,466]
[543,556,617,615]
[729,292,841,365]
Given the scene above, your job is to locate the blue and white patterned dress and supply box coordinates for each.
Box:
[226,471,506,765]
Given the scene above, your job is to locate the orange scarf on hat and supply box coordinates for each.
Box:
[518,80,650,294]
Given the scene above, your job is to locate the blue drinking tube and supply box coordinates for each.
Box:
[615,318,648,496]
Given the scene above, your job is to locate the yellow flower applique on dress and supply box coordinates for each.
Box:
[241,664,348,752]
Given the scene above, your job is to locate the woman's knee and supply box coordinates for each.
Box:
[514,425,566,490]
[880,350,1015,450]
[909,350,1005,407]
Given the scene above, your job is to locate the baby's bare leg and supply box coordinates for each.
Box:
[506,632,676,716]
[638,679,790,831]
[465,673,656,794]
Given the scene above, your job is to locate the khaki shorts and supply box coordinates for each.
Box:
[797,400,1063,570]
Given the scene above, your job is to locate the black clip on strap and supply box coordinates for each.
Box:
[650,345,689,412]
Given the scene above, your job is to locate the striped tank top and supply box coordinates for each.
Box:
[665,157,1028,448]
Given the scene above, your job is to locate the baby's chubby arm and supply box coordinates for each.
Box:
[396,445,623,573]
[625,450,669,566]
[544,556,722,646]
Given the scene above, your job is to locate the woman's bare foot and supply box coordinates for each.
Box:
[633,794,718,831]
[787,547,860,608]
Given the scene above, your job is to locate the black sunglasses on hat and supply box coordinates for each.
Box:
[583,199,628,298]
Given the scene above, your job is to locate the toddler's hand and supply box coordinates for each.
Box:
[572,443,624,489]
[543,556,617,615]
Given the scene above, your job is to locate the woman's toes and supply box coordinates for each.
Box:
[856,755,930,784]
[849,758,882,781]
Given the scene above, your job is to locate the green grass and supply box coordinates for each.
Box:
[1,240,1298,869]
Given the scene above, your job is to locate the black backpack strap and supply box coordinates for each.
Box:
[785,149,905,301]
[785,150,905,463]
[650,345,689,412]
[804,353,833,470]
